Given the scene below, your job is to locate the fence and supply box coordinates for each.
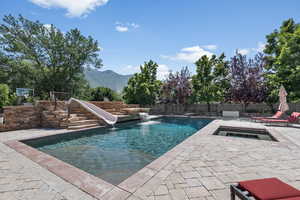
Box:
[149,103,300,116]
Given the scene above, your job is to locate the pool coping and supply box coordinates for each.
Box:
[4,117,292,200]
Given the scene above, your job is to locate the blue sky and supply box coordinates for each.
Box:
[1,0,300,79]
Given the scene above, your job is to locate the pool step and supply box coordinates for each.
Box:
[68,119,99,126]
[68,123,100,130]
[67,112,101,129]
[68,116,88,122]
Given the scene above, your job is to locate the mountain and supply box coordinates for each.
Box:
[84,69,133,92]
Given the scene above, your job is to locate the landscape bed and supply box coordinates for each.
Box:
[22,117,213,185]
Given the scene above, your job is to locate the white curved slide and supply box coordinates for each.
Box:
[68,98,118,125]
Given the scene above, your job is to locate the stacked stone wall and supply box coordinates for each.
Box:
[0,106,41,132]
[41,110,68,128]
[0,101,141,132]
[36,101,68,111]
[89,101,139,113]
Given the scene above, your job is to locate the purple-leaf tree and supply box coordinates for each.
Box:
[227,52,268,109]
[160,67,192,104]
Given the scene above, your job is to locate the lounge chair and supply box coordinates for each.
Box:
[251,111,283,122]
[230,177,300,200]
[261,112,300,126]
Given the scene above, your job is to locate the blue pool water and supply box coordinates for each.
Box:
[24,117,212,185]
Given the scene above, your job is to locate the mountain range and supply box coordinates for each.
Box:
[84,69,133,92]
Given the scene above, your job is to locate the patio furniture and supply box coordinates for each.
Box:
[223,111,239,117]
[230,177,300,200]
[261,112,300,126]
[251,111,284,122]
[252,85,289,123]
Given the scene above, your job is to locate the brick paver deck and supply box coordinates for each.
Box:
[0,118,300,200]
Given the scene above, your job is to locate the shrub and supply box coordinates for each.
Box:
[0,84,9,108]
[90,87,120,101]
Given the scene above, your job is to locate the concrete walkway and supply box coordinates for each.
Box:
[0,119,300,200]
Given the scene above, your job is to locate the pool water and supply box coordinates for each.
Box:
[24,117,212,185]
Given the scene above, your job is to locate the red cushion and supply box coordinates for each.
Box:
[274,111,283,118]
[261,119,288,123]
[238,178,300,200]
[276,197,300,200]
[292,112,300,118]
[288,112,300,123]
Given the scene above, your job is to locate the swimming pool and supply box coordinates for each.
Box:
[24,117,212,185]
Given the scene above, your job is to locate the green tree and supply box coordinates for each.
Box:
[264,18,300,102]
[123,60,161,105]
[90,87,121,101]
[0,84,10,108]
[0,15,102,98]
[0,59,37,93]
[192,54,229,111]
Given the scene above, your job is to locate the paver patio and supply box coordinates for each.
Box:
[0,118,300,200]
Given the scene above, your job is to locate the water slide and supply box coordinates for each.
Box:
[68,98,118,125]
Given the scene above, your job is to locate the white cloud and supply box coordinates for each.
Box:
[161,45,213,63]
[43,23,60,33]
[202,45,217,50]
[115,26,129,32]
[115,22,139,32]
[98,45,103,51]
[43,24,52,30]
[29,0,109,17]
[119,64,169,80]
[256,42,265,52]
[157,64,170,80]
[118,65,140,74]
[237,49,250,55]
[131,23,140,29]
[238,42,266,56]
[125,65,139,72]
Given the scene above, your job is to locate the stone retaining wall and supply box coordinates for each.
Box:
[41,110,68,128]
[37,101,139,113]
[36,100,68,111]
[89,101,139,112]
[0,101,140,132]
[0,106,41,132]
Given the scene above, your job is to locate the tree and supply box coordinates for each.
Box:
[123,60,161,105]
[90,87,121,101]
[160,67,192,104]
[0,84,9,109]
[264,18,300,102]
[0,15,102,98]
[0,59,37,93]
[226,52,268,109]
[192,54,229,111]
